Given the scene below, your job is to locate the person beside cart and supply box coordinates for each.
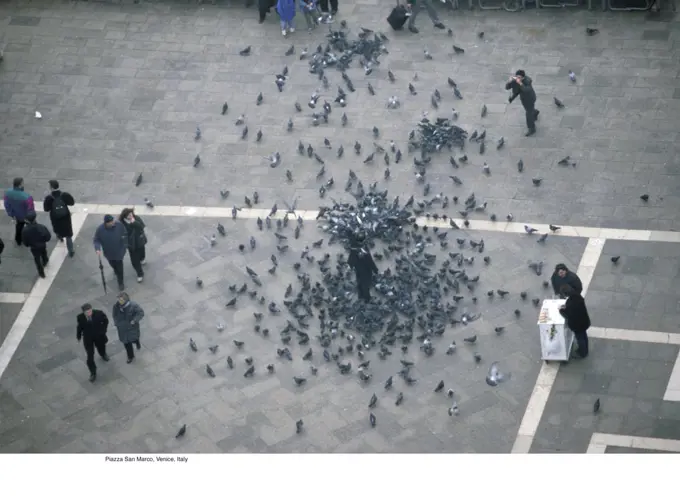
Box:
[551,263,582,298]
[559,285,590,359]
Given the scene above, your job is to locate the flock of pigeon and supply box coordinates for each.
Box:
[157,22,619,443]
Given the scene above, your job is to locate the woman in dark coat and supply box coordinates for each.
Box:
[119,208,147,283]
[559,284,591,359]
[347,232,379,303]
[112,291,145,363]
[43,180,76,257]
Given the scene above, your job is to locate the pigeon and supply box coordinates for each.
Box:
[217,223,226,236]
[235,114,245,125]
[446,342,456,355]
[296,419,304,434]
[209,345,218,354]
[287,118,293,132]
[395,392,404,406]
[434,380,445,393]
[486,362,509,387]
[369,393,377,409]
[293,376,307,386]
[369,413,376,428]
[554,97,565,108]
[239,46,251,56]
[233,340,244,349]
[481,104,487,118]
[424,49,433,60]
[285,44,294,56]
[549,224,561,232]
[175,424,186,438]
[193,155,200,167]
[135,173,143,186]
[241,126,249,139]
[640,194,649,202]
[611,256,620,264]
[372,126,379,138]
[195,277,203,288]
[384,376,393,390]
[537,233,548,243]
[497,137,504,149]
[586,27,599,36]
[195,125,201,141]
[244,365,255,377]
[463,335,477,344]
[448,402,460,416]
[227,356,234,369]
[220,189,229,199]
[517,159,524,172]
[525,225,538,234]
[144,198,154,208]
[341,113,348,126]
[532,178,542,186]
[189,338,198,352]
[569,71,576,82]
[206,364,216,378]
[452,45,464,54]
[388,70,395,82]
[221,102,228,115]
[593,398,601,413]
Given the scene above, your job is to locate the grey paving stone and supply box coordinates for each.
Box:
[0,303,23,347]
[605,446,678,454]
[0,4,678,230]
[531,339,680,453]
[0,214,588,452]
[589,240,680,334]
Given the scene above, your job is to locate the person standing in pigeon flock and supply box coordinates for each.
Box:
[4,177,35,246]
[348,232,379,303]
[42,180,76,258]
[112,292,145,364]
[93,214,128,291]
[406,0,446,34]
[318,0,337,22]
[20,211,52,279]
[119,208,147,284]
[551,263,583,298]
[505,70,539,136]
[76,303,110,383]
[300,0,319,30]
[559,285,591,359]
[277,0,296,36]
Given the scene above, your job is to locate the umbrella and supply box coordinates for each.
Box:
[97,254,107,294]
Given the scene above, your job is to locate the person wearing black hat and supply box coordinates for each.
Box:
[559,284,590,359]
[348,232,379,303]
[21,211,52,278]
[76,303,110,383]
[551,263,582,298]
[93,214,128,291]
[506,70,539,136]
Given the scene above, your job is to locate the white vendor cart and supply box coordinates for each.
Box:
[537,299,575,362]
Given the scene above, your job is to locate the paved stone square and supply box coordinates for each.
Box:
[588,240,680,334]
[531,338,680,453]
[0,214,587,452]
[605,446,679,453]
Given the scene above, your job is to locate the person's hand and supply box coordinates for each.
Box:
[130,320,135,325]
[95,250,101,256]
[508,95,513,103]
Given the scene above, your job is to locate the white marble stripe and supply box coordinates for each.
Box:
[0,213,88,380]
[511,237,606,454]
[664,351,680,402]
[587,433,680,453]
[0,293,29,304]
[588,327,680,345]
[3,204,680,242]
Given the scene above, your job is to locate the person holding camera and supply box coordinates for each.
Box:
[506,70,539,136]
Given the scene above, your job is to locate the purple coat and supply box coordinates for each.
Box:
[277,0,296,22]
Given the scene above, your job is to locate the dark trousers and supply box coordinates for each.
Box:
[258,0,275,22]
[319,0,338,13]
[524,102,538,131]
[84,336,108,375]
[30,247,48,277]
[108,258,125,288]
[356,276,372,302]
[15,220,25,245]
[573,330,589,358]
[124,340,141,360]
[129,246,145,278]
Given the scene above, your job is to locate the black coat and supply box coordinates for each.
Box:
[121,216,146,251]
[348,247,379,282]
[559,294,591,333]
[21,222,52,250]
[77,310,110,343]
[551,270,583,296]
[506,75,536,108]
[259,0,276,14]
[43,190,75,238]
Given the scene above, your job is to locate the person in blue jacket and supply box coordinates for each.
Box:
[93,214,128,291]
[277,0,296,36]
[4,177,36,245]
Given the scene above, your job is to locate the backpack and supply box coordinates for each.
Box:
[51,193,69,219]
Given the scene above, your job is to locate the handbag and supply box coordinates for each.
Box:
[387,1,409,30]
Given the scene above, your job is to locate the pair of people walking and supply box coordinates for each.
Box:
[93,209,147,291]
[76,292,145,382]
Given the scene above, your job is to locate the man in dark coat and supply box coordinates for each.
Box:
[21,211,51,278]
[4,177,35,245]
[94,214,128,291]
[76,303,110,383]
[43,179,76,258]
[506,70,539,136]
[119,208,147,283]
[348,232,379,303]
[559,285,591,359]
[113,291,145,363]
[551,263,583,298]
[258,0,277,23]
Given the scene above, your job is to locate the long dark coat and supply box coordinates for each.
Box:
[112,300,145,344]
[122,216,146,252]
[77,309,109,347]
[348,247,379,285]
[559,294,591,333]
[43,190,75,238]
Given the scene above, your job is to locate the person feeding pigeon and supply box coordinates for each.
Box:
[551,263,583,298]
[558,285,591,359]
[505,70,539,136]
[347,231,379,303]
[299,0,319,30]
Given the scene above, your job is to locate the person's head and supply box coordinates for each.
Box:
[25,211,36,223]
[48,180,59,191]
[81,303,93,318]
[515,69,526,79]
[560,284,575,297]
[117,291,129,305]
[103,214,115,228]
[119,208,134,223]
[12,177,24,190]
[555,263,568,278]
